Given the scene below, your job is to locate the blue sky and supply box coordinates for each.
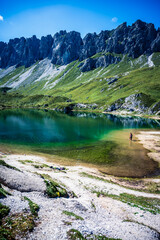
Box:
[0,0,160,42]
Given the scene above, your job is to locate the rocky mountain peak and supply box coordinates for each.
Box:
[132,19,146,28]
[0,20,159,69]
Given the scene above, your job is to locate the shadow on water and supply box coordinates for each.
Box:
[0,109,160,177]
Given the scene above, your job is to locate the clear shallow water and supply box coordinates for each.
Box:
[0,109,160,177]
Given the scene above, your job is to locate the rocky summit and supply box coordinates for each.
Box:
[0,20,160,69]
[0,20,160,115]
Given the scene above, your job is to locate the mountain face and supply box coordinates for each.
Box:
[0,20,160,115]
[0,20,160,70]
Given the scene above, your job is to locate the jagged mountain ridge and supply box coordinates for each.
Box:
[0,19,160,69]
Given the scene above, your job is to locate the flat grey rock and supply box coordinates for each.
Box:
[0,166,46,192]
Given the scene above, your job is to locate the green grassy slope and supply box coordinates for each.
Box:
[0,52,160,114]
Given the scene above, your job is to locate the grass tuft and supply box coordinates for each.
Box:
[0,184,11,198]
[67,228,122,240]
[0,159,20,171]
[0,213,35,239]
[62,211,84,220]
[93,191,160,215]
[24,196,39,216]
[0,203,10,223]
[40,174,69,198]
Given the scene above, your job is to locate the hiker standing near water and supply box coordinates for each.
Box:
[129,132,133,141]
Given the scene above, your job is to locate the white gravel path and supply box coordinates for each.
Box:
[148,54,155,67]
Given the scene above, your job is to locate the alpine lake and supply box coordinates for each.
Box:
[0,109,160,177]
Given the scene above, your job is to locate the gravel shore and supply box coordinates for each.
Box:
[0,131,160,239]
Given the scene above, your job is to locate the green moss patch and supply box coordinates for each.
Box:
[0,213,35,240]
[18,160,33,164]
[0,184,11,198]
[0,200,36,239]
[0,159,20,171]
[40,174,69,198]
[145,182,160,194]
[67,229,122,240]
[24,196,39,216]
[0,203,10,223]
[62,211,84,220]
[32,163,50,169]
[63,221,72,226]
[67,229,85,239]
[0,203,10,239]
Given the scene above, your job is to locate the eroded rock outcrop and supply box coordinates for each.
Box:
[79,54,121,72]
[105,93,156,113]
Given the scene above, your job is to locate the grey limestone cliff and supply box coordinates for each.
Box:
[0,20,160,69]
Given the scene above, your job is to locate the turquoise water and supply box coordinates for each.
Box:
[0,109,160,177]
[0,109,159,145]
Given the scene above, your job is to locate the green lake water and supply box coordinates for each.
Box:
[0,109,160,177]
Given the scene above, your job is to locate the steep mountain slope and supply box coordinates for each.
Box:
[0,20,160,115]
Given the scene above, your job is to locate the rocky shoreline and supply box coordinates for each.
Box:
[102,110,160,121]
[0,131,160,240]
[136,131,160,165]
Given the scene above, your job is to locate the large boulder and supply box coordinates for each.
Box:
[122,93,155,112]
[95,55,121,68]
[79,54,121,72]
[79,58,95,72]
[0,166,46,192]
[105,99,124,112]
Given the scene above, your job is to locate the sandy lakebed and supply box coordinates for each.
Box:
[0,130,160,240]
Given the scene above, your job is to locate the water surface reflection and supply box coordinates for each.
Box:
[0,109,159,177]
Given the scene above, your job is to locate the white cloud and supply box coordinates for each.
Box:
[0,15,4,21]
[112,17,118,23]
